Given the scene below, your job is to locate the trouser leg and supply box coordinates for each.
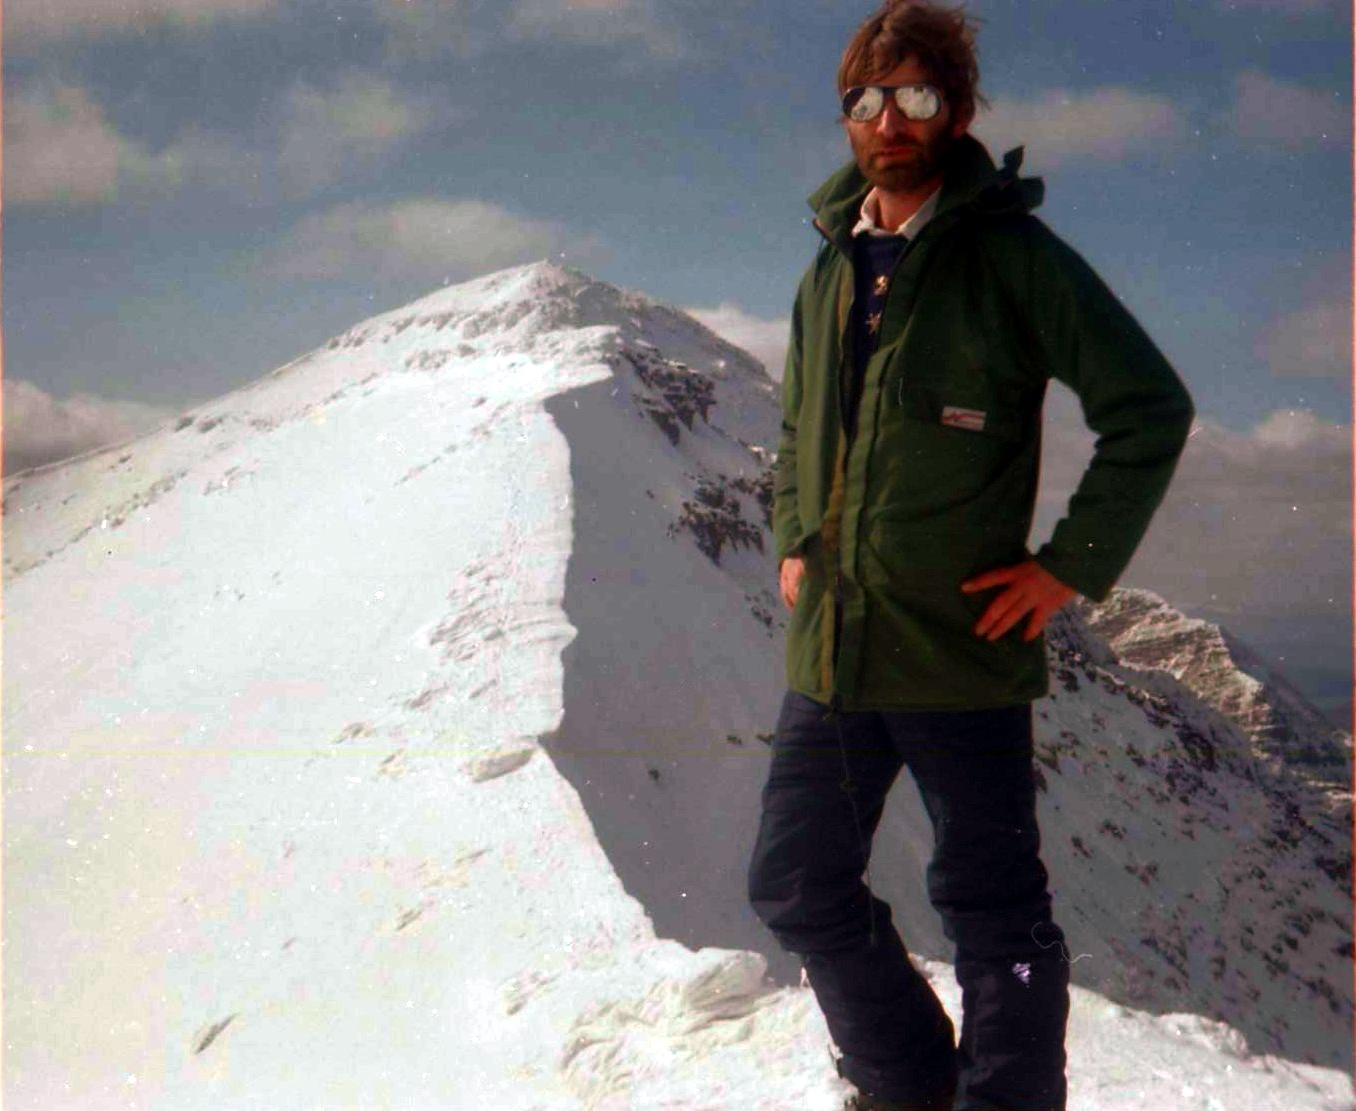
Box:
[747,691,958,1107]
[890,702,1070,1111]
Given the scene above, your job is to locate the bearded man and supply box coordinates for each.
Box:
[746,3,1195,1109]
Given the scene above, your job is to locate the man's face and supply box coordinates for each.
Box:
[842,54,973,194]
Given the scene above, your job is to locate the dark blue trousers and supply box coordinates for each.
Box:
[747,691,1070,1110]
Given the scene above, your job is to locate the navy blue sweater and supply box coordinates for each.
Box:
[844,232,914,440]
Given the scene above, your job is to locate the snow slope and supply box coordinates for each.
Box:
[3,260,1351,1109]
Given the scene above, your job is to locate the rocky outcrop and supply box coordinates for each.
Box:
[1073,588,1352,797]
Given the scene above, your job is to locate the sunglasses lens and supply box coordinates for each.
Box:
[843,86,884,122]
[895,85,940,120]
[843,85,941,121]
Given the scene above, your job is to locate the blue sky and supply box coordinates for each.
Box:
[4,0,1350,434]
[3,1,1352,718]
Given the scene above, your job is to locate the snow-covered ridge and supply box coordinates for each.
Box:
[1,260,778,582]
[0,260,770,490]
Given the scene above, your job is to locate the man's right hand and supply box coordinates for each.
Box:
[779,556,806,611]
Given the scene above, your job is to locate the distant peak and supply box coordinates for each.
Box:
[324,260,770,386]
[515,258,590,285]
[430,258,599,306]
[486,257,594,291]
[1075,586,1351,792]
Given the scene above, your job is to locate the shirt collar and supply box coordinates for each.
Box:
[851,183,942,239]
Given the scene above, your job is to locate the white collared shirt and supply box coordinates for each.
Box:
[852,183,942,239]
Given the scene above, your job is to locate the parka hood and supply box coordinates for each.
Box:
[807,132,1045,256]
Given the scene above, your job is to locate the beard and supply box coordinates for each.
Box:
[849,127,957,193]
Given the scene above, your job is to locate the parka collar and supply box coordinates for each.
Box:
[807,132,1045,256]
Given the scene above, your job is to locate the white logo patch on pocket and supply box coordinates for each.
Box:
[940,405,987,432]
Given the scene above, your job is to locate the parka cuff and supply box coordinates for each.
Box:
[1032,545,1114,605]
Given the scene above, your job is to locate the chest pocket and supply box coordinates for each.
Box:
[893,381,1028,443]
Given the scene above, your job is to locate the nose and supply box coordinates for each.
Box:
[874,97,911,137]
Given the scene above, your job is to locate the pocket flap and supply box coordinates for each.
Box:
[895,381,1024,441]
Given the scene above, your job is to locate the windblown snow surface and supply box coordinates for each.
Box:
[3,261,1352,1110]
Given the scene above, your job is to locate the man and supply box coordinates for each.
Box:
[746,3,1195,1110]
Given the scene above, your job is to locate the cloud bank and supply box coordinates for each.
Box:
[684,303,790,380]
[4,84,136,205]
[1258,295,1352,378]
[3,379,181,474]
[1035,384,1349,624]
[972,86,1186,168]
[374,0,690,63]
[276,74,447,194]
[261,198,609,283]
[1228,69,1347,145]
[6,0,279,44]
[5,72,449,206]
[971,67,1343,172]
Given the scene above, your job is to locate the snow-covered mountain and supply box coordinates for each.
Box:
[1072,588,1352,794]
[4,260,1351,1110]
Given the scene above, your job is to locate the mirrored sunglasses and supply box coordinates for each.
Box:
[841,84,943,123]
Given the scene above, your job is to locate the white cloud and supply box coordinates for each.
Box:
[684,303,790,380]
[263,197,609,283]
[7,0,279,44]
[5,72,443,207]
[507,0,688,58]
[1034,384,1349,622]
[373,0,689,62]
[371,0,492,61]
[2,379,180,474]
[3,81,267,206]
[144,128,266,194]
[1227,69,1347,145]
[971,86,1186,168]
[1248,255,1352,379]
[1257,294,1352,378]
[4,84,136,205]
[276,75,442,193]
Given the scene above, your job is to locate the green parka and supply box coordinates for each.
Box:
[774,133,1195,711]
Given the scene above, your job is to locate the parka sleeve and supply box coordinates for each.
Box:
[773,283,808,566]
[1022,218,1196,602]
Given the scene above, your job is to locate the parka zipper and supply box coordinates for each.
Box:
[812,216,921,704]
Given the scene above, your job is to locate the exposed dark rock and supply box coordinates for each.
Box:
[620,346,716,445]
[729,470,774,528]
[666,474,764,566]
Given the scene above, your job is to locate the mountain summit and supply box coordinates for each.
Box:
[4,261,1350,1108]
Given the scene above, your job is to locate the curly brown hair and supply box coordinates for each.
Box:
[837,1,991,125]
